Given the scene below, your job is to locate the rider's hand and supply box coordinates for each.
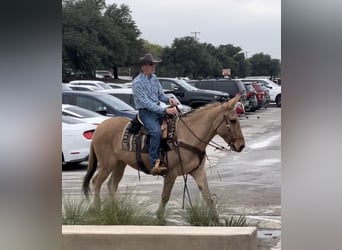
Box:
[169,97,178,107]
[166,106,178,116]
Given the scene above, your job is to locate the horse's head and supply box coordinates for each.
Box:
[216,94,245,152]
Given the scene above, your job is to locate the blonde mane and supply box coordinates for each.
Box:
[182,102,222,117]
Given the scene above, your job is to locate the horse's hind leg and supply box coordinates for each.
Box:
[91,158,113,205]
[107,160,126,197]
[157,171,177,220]
[189,161,219,223]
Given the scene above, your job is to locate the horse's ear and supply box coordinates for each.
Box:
[224,93,241,109]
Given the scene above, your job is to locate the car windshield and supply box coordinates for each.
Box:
[63,106,102,118]
[99,94,135,111]
[261,79,280,88]
[173,78,198,91]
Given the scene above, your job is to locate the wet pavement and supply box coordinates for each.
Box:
[62,105,281,249]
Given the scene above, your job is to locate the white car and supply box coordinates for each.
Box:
[106,82,132,89]
[68,80,112,90]
[68,85,100,91]
[239,78,281,107]
[62,116,96,166]
[107,83,129,89]
[62,104,110,125]
[95,70,114,79]
[61,83,72,91]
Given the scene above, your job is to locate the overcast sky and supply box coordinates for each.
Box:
[106,0,281,59]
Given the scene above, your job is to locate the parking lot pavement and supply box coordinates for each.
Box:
[62,105,281,249]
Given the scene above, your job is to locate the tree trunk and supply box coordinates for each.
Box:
[113,66,119,79]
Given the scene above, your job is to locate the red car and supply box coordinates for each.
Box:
[243,82,258,112]
[251,82,269,109]
[235,101,245,116]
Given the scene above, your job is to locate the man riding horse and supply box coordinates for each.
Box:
[132,53,178,175]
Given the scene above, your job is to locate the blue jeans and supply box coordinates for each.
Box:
[139,109,164,167]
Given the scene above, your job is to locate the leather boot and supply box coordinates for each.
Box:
[150,159,167,176]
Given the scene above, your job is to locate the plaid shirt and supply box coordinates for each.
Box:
[132,73,170,114]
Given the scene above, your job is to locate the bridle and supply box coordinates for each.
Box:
[177,105,243,152]
[220,107,245,148]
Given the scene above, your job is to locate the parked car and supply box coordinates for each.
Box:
[68,80,112,90]
[62,116,96,166]
[95,70,114,79]
[62,90,137,119]
[107,83,128,89]
[187,78,249,111]
[97,88,192,114]
[239,78,281,107]
[256,83,271,107]
[243,82,258,112]
[235,101,245,116]
[62,104,110,125]
[164,91,192,114]
[61,83,72,91]
[249,81,268,109]
[158,77,229,109]
[67,85,99,91]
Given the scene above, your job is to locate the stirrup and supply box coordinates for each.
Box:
[150,159,167,176]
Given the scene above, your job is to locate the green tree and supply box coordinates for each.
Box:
[248,53,281,78]
[62,0,143,80]
[215,44,245,78]
[62,0,107,78]
[104,3,143,78]
[62,0,279,81]
[159,36,216,79]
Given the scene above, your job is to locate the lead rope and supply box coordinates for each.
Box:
[173,139,192,209]
[169,106,193,208]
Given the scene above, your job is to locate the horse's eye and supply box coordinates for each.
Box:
[230,119,237,123]
[226,124,230,129]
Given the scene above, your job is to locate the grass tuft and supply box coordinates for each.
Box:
[62,197,88,225]
[62,193,248,227]
[181,195,249,227]
[62,192,166,225]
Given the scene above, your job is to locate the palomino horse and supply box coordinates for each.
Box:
[82,94,245,219]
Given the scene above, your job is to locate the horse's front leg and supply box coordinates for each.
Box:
[156,171,178,221]
[190,161,220,224]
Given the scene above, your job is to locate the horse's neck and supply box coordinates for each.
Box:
[178,105,221,149]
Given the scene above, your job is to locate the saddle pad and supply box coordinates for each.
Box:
[121,122,149,153]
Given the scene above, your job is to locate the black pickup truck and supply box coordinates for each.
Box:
[158,77,229,109]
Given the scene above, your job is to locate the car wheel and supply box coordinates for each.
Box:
[276,95,281,107]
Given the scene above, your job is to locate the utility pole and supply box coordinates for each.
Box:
[245,51,249,58]
[191,31,200,41]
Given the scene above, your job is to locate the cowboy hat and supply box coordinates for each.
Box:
[139,53,161,65]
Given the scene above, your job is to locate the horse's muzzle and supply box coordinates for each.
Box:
[230,139,245,152]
